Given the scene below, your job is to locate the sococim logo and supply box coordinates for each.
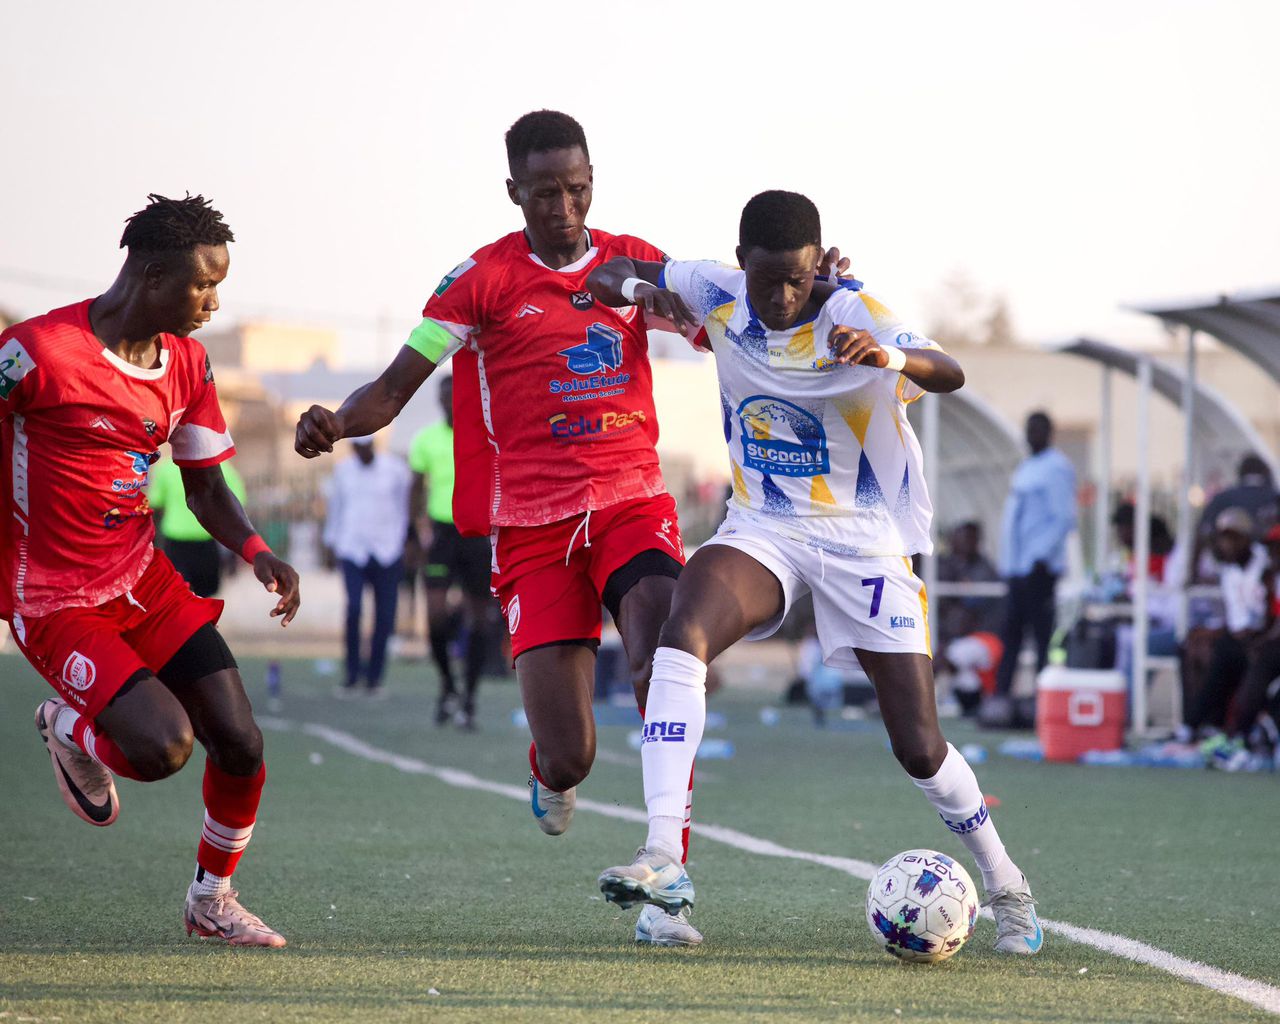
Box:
[548,410,646,438]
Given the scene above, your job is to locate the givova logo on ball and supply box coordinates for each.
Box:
[865,849,979,964]
[736,395,828,477]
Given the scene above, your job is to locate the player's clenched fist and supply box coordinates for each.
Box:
[295,405,343,458]
[828,325,888,367]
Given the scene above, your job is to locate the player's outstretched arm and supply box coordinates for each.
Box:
[586,257,699,337]
[828,326,965,394]
[180,465,301,625]
[295,346,436,459]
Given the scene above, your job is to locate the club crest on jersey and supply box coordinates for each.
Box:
[570,290,595,311]
[559,323,623,375]
[142,418,157,436]
[434,258,476,297]
[736,396,830,478]
[203,353,215,384]
[0,336,35,399]
[62,651,97,692]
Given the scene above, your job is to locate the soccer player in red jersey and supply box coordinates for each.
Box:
[1,194,301,947]
[296,111,724,945]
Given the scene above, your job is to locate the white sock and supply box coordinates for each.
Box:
[911,743,1022,893]
[52,703,79,749]
[647,816,684,856]
[191,865,232,898]
[642,647,706,859]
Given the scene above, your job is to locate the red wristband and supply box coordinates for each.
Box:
[240,535,271,565]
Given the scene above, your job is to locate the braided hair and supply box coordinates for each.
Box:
[119,193,234,260]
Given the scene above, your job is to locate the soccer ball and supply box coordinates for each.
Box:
[865,849,979,963]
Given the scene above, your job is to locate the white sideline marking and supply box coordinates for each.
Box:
[291,720,1280,1017]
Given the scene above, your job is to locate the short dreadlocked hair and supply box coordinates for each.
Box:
[739,190,821,253]
[505,110,589,176]
[119,193,234,262]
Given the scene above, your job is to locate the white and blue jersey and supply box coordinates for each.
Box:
[660,260,941,557]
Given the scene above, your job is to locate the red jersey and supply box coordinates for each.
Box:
[418,229,668,532]
[0,300,235,618]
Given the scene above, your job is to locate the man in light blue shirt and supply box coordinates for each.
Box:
[995,412,1077,696]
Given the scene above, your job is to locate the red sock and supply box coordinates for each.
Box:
[528,741,550,787]
[682,765,694,864]
[70,715,143,781]
[197,760,266,878]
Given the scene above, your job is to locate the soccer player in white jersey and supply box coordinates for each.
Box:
[584,190,1043,955]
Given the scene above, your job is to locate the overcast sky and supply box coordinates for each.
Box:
[3,0,1277,366]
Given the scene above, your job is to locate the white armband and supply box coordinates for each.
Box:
[883,346,907,372]
[620,278,648,303]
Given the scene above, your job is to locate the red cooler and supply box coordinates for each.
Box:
[1036,667,1127,762]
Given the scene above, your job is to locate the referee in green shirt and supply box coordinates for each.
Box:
[149,456,248,597]
[408,376,498,729]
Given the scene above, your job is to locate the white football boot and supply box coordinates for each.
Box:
[636,904,703,946]
[34,698,119,827]
[984,874,1044,955]
[184,885,287,948]
[599,847,694,913]
[529,771,575,836]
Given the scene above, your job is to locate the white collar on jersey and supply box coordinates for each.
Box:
[526,229,597,274]
[99,342,170,380]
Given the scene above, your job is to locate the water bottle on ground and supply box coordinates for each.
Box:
[266,661,282,713]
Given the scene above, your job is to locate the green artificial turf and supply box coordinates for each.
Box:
[1,652,1275,1023]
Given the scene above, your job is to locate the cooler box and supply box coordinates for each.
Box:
[1035,667,1127,762]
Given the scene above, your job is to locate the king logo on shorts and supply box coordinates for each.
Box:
[506,595,521,635]
[62,651,97,692]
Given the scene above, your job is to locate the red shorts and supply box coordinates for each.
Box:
[7,549,224,719]
[492,493,685,659]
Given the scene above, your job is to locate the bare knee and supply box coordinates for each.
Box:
[207,723,264,777]
[128,724,196,781]
[538,750,592,792]
[892,736,949,780]
[657,618,710,662]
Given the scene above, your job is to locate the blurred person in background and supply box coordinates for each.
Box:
[1108,503,1181,682]
[1192,455,1278,581]
[990,412,1077,713]
[408,375,500,730]
[150,453,247,597]
[1182,508,1272,751]
[324,437,411,698]
[1210,523,1280,769]
[936,520,1001,650]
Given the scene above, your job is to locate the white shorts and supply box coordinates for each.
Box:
[702,514,931,668]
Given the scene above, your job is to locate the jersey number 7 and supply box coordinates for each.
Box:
[861,576,885,618]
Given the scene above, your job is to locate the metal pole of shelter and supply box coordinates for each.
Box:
[1176,328,1197,640]
[1132,357,1153,735]
[922,393,941,615]
[1094,366,1113,576]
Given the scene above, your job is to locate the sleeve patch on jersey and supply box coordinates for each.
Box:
[0,336,36,399]
[406,318,465,363]
[434,258,477,297]
[203,353,215,384]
